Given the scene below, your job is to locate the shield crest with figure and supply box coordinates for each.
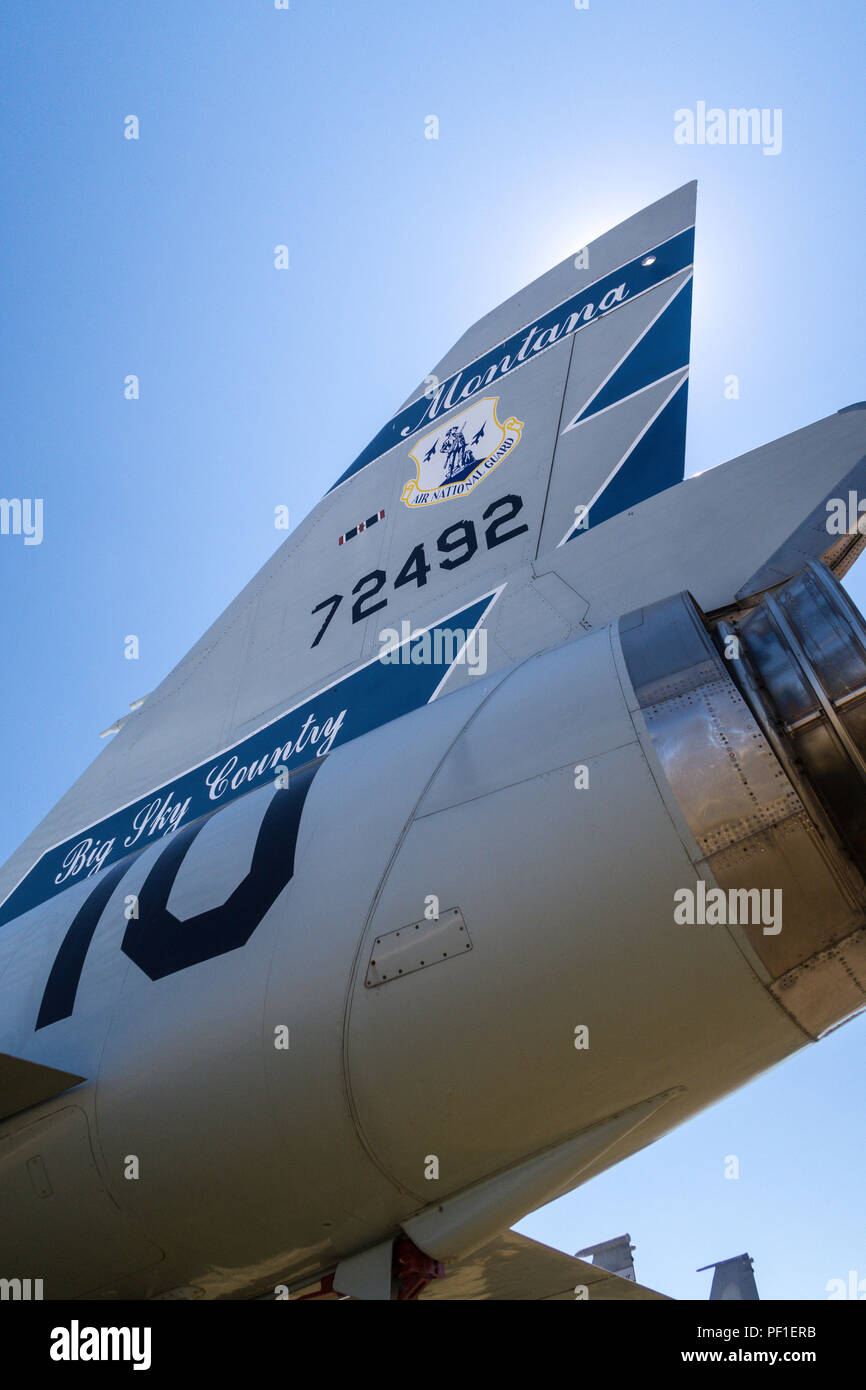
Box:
[402,396,523,507]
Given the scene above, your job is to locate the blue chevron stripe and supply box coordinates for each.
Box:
[567,377,689,541]
[567,276,693,428]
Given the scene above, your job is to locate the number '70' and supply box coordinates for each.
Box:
[35,764,319,1029]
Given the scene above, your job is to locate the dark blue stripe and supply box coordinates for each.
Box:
[569,378,689,540]
[573,278,692,426]
[328,226,695,493]
[1,594,493,931]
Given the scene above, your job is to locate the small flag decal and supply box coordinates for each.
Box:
[339,509,385,545]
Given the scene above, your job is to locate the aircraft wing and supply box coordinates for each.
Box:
[0,1051,84,1123]
[417,1229,669,1301]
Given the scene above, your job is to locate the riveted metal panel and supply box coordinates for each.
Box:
[365,908,472,988]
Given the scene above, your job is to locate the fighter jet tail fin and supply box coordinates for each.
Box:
[0,184,698,925]
[328,181,696,563]
[699,1253,760,1300]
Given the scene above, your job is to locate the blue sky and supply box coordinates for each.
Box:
[1,0,864,1299]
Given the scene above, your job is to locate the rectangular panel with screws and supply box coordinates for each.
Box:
[365,908,472,988]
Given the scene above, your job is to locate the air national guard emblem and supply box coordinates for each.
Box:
[401,396,523,508]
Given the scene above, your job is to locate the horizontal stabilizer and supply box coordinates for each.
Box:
[418,1230,669,1301]
[0,1051,84,1124]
